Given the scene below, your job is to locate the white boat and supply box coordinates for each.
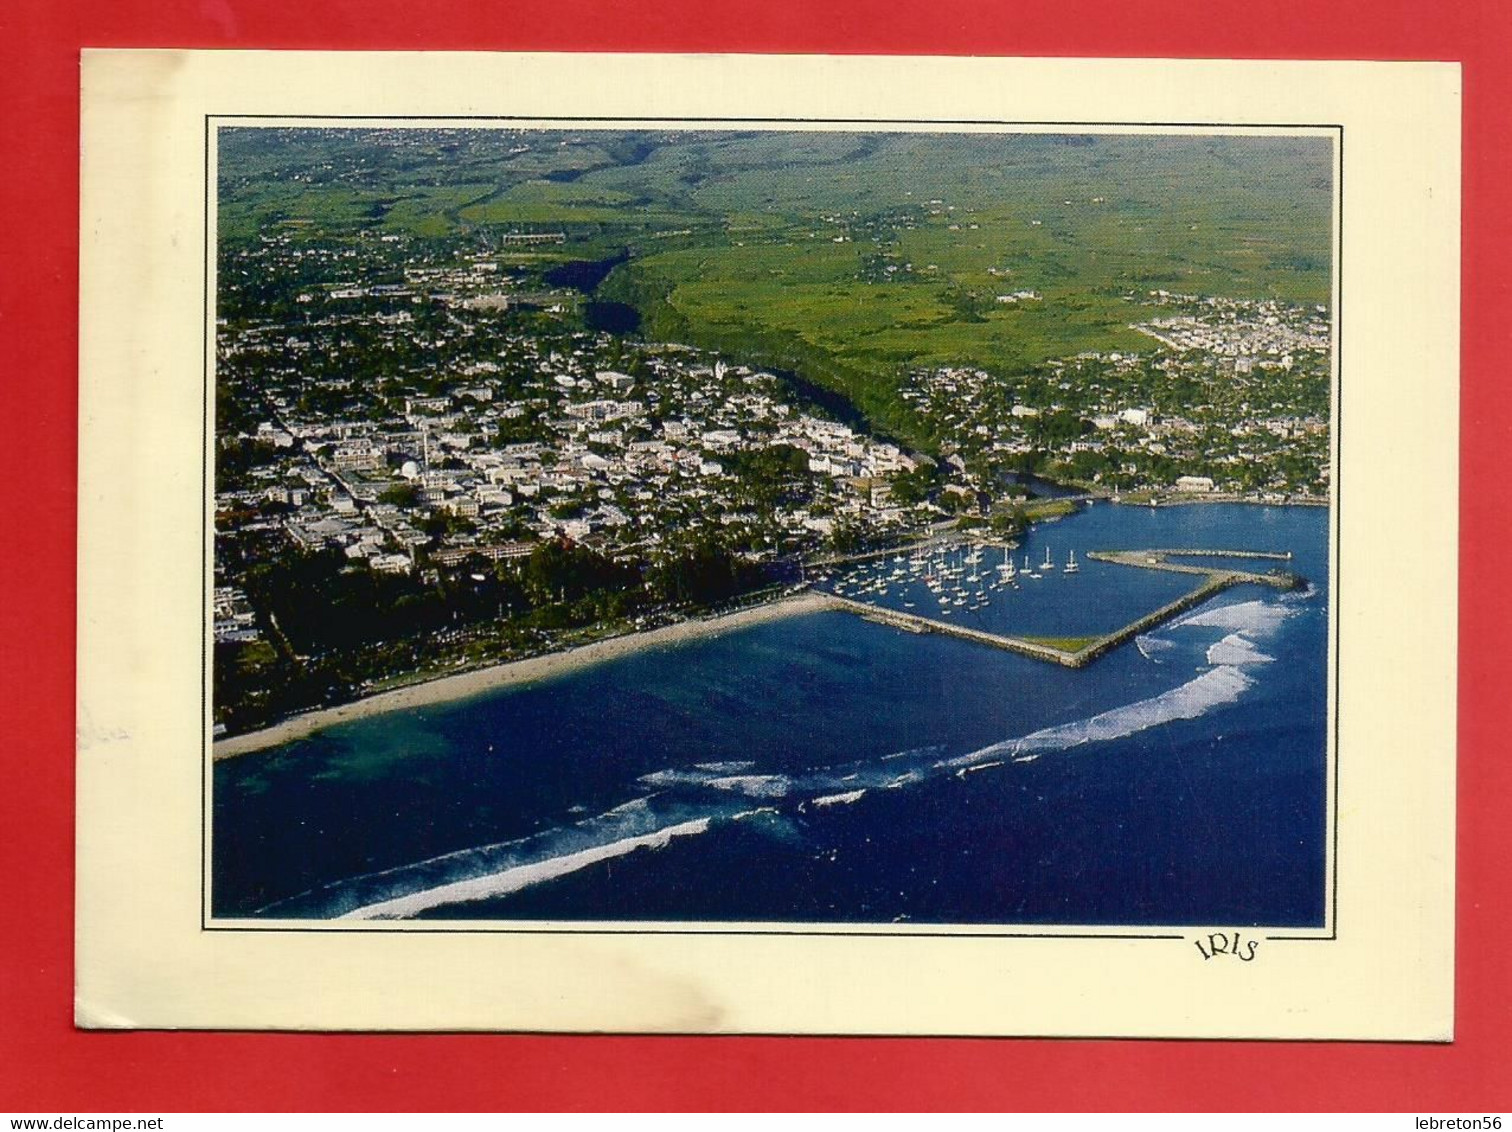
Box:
[1041,547,1054,572]
[996,547,1016,579]
[1064,550,1080,574]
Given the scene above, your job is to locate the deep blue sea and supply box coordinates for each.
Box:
[213,503,1330,927]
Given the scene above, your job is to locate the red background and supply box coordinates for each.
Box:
[3,0,1507,1113]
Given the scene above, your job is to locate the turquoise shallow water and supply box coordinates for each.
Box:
[213,503,1330,927]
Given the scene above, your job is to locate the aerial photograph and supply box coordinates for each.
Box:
[209,127,1334,926]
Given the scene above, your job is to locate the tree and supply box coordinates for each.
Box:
[826,522,867,555]
[887,462,939,505]
[647,535,751,607]
[522,540,640,607]
[378,482,420,507]
[990,508,1027,537]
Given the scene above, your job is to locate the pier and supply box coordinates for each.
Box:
[1084,549,1298,585]
[1088,550,1300,577]
[820,547,1303,669]
[819,593,1085,666]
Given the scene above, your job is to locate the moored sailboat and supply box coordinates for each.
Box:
[996,547,1016,580]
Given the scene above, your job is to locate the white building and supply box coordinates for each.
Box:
[1174,475,1215,493]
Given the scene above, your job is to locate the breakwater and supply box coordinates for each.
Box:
[1085,549,1300,585]
[822,548,1303,669]
[819,593,1082,666]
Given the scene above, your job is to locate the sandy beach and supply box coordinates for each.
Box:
[212,590,838,760]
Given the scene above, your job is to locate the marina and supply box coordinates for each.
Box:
[816,539,1302,668]
[213,502,1329,926]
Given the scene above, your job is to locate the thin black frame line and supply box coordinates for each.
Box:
[1330,124,1344,941]
[1261,930,1338,943]
[202,116,1343,943]
[208,113,1346,130]
[91,1026,1431,1043]
[200,114,213,932]
[1266,124,1344,946]
[203,925,1189,940]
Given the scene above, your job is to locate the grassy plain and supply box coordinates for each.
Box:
[219,128,1333,441]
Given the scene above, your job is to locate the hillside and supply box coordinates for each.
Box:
[219,127,1334,443]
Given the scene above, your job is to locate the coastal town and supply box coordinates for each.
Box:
[905,290,1330,497]
[214,222,1330,735]
[196,125,1344,951]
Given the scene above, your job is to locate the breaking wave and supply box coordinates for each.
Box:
[1141,584,1314,670]
[1170,598,1296,638]
[945,663,1255,769]
[256,795,717,919]
[273,655,1262,919]
[641,769,793,797]
[344,818,714,920]
[704,774,793,798]
[262,587,1309,920]
[810,789,867,807]
[1206,632,1275,666]
[1136,634,1177,663]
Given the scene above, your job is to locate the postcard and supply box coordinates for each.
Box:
[77,50,1458,1036]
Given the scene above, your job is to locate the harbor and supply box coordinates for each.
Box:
[816,543,1303,668]
[213,501,1330,926]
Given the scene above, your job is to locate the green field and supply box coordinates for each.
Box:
[219,127,1333,441]
[1020,635,1101,653]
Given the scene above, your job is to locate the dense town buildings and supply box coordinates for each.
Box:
[213,230,1330,730]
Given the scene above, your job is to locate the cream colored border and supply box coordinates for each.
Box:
[78,51,1458,1036]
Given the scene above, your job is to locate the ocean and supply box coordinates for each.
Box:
[212,502,1330,928]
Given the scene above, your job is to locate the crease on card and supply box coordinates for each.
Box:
[75,994,141,1031]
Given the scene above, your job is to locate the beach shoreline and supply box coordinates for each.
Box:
[212,590,838,760]
[212,498,1326,761]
